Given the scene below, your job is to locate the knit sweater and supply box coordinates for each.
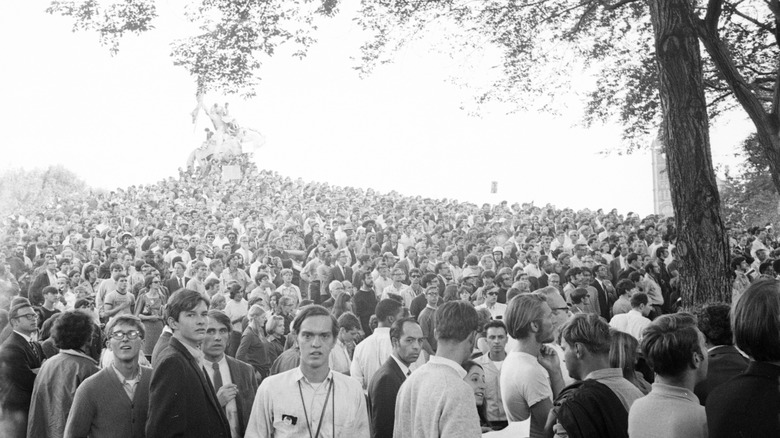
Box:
[64,365,152,438]
[393,357,482,438]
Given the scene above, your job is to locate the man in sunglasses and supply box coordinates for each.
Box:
[0,300,43,438]
[65,314,152,438]
[476,285,508,320]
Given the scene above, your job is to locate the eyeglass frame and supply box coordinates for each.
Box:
[109,330,143,341]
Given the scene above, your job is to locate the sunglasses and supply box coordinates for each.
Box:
[486,292,498,296]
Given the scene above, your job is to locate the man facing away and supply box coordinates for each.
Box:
[350,299,406,390]
[65,314,152,438]
[245,305,370,437]
[629,313,708,438]
[549,313,643,437]
[394,301,482,438]
[146,289,231,438]
[201,310,259,437]
[368,317,423,438]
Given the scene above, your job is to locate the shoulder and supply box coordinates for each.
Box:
[227,356,254,375]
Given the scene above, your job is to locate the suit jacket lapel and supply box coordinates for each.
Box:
[387,356,406,382]
[170,338,229,427]
[226,357,245,433]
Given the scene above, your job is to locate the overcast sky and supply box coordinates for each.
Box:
[0,1,754,216]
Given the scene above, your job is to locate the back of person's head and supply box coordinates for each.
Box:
[628,271,642,283]
[52,311,94,350]
[732,278,780,361]
[375,298,403,324]
[629,292,648,308]
[641,313,702,377]
[434,301,478,342]
[561,313,611,355]
[609,330,640,379]
[616,279,635,296]
[167,289,209,323]
[627,252,639,264]
[504,292,547,340]
[697,304,733,347]
[292,304,338,338]
[337,312,361,332]
[420,273,438,289]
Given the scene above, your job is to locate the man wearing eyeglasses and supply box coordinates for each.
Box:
[0,300,43,438]
[65,314,152,438]
[476,286,508,320]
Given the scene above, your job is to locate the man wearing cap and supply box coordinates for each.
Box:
[0,300,44,438]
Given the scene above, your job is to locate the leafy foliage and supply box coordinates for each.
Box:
[355,0,777,152]
[0,166,89,217]
[47,0,341,97]
[720,134,780,227]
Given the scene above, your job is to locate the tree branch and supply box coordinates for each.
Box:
[705,0,724,33]
[723,3,775,33]
[597,0,639,11]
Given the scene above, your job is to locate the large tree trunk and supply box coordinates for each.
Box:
[649,0,731,307]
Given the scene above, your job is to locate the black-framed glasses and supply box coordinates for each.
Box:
[15,313,38,321]
[110,330,141,341]
[410,275,420,278]
[486,292,499,296]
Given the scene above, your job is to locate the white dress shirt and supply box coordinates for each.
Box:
[609,309,652,341]
[205,356,240,438]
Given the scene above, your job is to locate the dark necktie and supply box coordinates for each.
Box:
[211,362,223,391]
[29,341,40,363]
[179,277,184,289]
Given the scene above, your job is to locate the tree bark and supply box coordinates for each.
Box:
[649,0,731,306]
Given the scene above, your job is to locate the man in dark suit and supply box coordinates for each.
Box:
[202,310,259,437]
[617,252,641,281]
[165,261,189,294]
[368,317,423,438]
[327,250,353,285]
[0,300,44,438]
[591,264,614,320]
[146,290,231,438]
[27,257,57,306]
[609,243,630,284]
[694,304,749,405]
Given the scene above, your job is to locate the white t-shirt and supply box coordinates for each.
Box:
[500,351,552,422]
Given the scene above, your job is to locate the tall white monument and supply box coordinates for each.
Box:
[651,138,674,217]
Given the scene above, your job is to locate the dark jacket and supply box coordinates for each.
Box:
[548,379,629,438]
[693,345,749,405]
[706,361,780,438]
[146,337,231,438]
[225,356,259,436]
[0,332,43,412]
[368,357,407,438]
[235,326,272,380]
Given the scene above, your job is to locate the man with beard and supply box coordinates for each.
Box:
[501,293,565,438]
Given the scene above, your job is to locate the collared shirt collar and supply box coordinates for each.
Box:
[111,362,142,385]
[178,337,205,363]
[60,349,100,365]
[584,367,624,381]
[292,366,334,385]
[428,355,467,379]
[13,330,33,343]
[391,353,412,377]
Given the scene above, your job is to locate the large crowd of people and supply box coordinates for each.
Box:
[0,154,778,437]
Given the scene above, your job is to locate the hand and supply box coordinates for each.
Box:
[216,383,238,407]
[537,344,560,372]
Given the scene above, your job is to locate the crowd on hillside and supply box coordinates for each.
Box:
[0,154,777,438]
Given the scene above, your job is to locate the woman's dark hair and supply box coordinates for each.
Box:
[228,284,243,300]
[144,275,156,289]
[331,292,351,320]
[52,311,94,350]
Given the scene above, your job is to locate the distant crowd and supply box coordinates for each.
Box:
[0,154,777,437]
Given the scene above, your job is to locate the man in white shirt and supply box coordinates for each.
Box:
[382,268,412,305]
[350,299,406,390]
[476,284,507,320]
[475,320,509,429]
[329,313,361,375]
[245,305,370,437]
[609,292,652,341]
[201,310,258,438]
